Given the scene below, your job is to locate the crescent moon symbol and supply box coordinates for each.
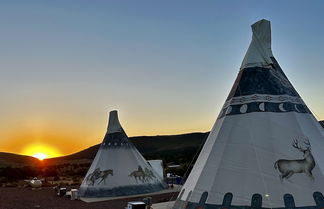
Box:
[295,104,300,112]
[226,106,232,114]
[279,103,286,112]
[259,103,265,111]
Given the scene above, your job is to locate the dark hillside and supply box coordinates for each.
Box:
[0,152,41,168]
[45,132,209,165]
[132,132,209,154]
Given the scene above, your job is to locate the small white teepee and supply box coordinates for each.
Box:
[173,19,324,208]
[79,110,166,198]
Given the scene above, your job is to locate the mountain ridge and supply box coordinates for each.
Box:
[0,132,209,167]
[0,152,41,168]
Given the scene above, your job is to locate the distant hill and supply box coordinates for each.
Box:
[0,132,209,168]
[45,132,209,165]
[0,152,41,168]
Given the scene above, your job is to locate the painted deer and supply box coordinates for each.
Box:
[274,138,315,181]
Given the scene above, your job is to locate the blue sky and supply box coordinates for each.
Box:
[0,0,323,155]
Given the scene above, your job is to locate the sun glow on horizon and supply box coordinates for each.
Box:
[33,153,48,160]
[21,143,62,160]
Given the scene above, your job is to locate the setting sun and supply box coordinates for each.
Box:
[21,143,62,160]
[32,153,48,160]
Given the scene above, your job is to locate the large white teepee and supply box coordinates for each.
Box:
[173,19,324,208]
[79,110,166,198]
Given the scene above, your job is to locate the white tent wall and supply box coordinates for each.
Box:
[79,111,166,198]
[172,19,324,208]
[148,160,164,180]
[180,113,324,207]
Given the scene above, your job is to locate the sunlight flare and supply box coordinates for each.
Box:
[21,143,62,160]
[32,152,48,160]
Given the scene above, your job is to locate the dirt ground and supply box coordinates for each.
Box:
[0,187,179,209]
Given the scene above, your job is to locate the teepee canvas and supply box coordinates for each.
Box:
[173,19,324,208]
[79,110,166,198]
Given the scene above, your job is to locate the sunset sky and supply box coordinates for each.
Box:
[0,1,323,158]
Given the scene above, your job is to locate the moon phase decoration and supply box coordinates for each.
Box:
[279,103,286,112]
[240,104,248,113]
[259,103,265,111]
[226,106,232,115]
[295,104,300,112]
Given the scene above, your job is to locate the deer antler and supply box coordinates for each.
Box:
[292,139,304,152]
[303,138,311,150]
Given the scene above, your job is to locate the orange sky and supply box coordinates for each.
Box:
[0,107,217,158]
